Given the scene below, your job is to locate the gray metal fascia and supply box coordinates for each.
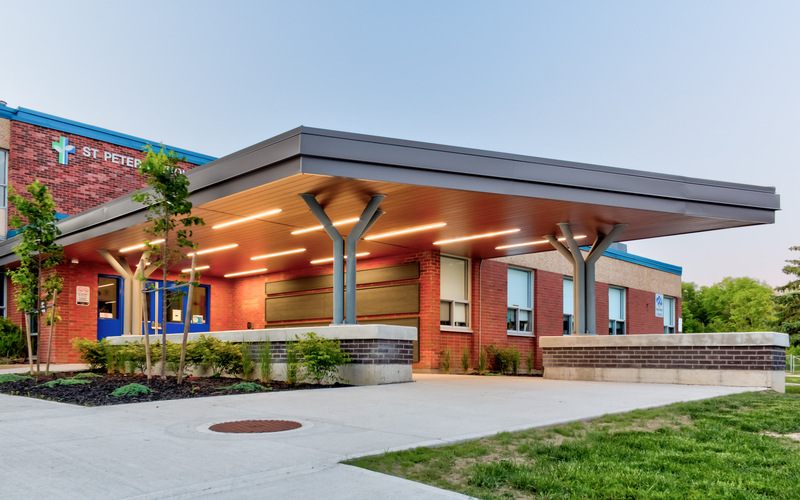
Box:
[296,129,779,211]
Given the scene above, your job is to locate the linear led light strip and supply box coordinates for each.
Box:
[291,217,360,235]
[212,209,282,230]
[495,235,586,250]
[180,265,210,273]
[364,222,447,240]
[224,268,268,278]
[119,239,165,253]
[310,252,370,265]
[250,248,306,260]
[434,229,520,245]
[187,244,239,256]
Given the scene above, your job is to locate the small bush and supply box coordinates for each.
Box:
[73,338,110,371]
[111,383,153,397]
[285,341,300,384]
[489,345,521,375]
[42,378,91,388]
[240,342,254,380]
[72,372,102,379]
[0,373,33,384]
[296,332,352,384]
[440,346,451,374]
[216,382,271,392]
[0,317,26,359]
[195,335,243,377]
[477,348,488,375]
[461,346,471,373]
[525,349,535,375]
[259,340,272,382]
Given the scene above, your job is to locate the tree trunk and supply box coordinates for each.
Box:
[143,286,152,379]
[177,255,197,384]
[45,290,58,375]
[161,234,168,380]
[24,314,33,376]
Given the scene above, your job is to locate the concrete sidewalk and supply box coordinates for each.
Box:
[0,374,762,499]
[0,363,89,373]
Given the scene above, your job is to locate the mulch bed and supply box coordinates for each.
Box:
[0,372,348,406]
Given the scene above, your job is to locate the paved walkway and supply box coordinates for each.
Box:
[0,374,762,499]
[0,363,89,373]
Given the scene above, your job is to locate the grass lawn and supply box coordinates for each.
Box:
[786,376,800,384]
[349,388,800,499]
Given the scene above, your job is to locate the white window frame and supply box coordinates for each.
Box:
[440,255,470,330]
[0,149,7,209]
[608,286,626,335]
[563,277,573,335]
[663,295,676,334]
[507,267,533,336]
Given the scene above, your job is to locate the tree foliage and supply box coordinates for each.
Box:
[7,180,64,374]
[776,246,800,344]
[132,147,204,379]
[680,277,775,333]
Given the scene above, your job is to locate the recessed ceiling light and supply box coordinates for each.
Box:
[212,209,282,230]
[434,229,520,245]
[364,222,446,240]
[224,268,268,278]
[119,239,165,253]
[291,217,360,235]
[495,234,586,250]
[310,252,370,264]
[250,248,306,260]
[188,244,239,256]
[181,265,210,273]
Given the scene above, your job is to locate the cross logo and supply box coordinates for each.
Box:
[52,136,76,165]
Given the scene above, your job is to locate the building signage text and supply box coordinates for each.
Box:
[52,135,142,168]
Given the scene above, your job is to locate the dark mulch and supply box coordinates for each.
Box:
[0,372,348,406]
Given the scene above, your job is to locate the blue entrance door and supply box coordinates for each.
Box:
[97,275,123,339]
[145,280,210,336]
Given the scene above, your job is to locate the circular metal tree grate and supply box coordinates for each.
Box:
[209,419,302,433]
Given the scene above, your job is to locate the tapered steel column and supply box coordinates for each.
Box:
[300,194,345,324]
[584,224,627,334]
[345,195,385,324]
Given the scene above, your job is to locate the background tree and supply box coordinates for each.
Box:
[7,180,64,375]
[132,147,203,380]
[775,245,800,348]
[681,277,775,333]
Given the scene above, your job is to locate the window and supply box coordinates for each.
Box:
[0,273,5,317]
[190,286,208,324]
[97,277,119,319]
[663,296,676,333]
[563,277,573,335]
[608,286,625,335]
[440,256,469,328]
[0,149,7,208]
[507,268,533,335]
[166,289,184,323]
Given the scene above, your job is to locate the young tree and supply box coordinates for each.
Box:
[132,147,203,380]
[7,180,64,375]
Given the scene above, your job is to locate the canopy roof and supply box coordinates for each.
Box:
[0,127,780,277]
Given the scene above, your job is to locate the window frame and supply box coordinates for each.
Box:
[440,255,471,331]
[507,267,533,336]
[0,149,7,209]
[563,277,574,335]
[608,286,626,335]
[663,295,676,334]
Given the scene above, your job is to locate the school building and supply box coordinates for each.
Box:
[0,103,782,381]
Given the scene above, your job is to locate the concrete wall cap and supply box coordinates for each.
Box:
[539,331,789,348]
[107,324,418,345]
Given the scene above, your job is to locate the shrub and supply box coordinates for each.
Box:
[285,340,300,384]
[525,349,535,375]
[240,342,254,380]
[440,346,451,374]
[111,383,153,397]
[216,382,271,392]
[477,348,488,375]
[0,373,32,384]
[42,378,91,388]
[73,338,110,371]
[461,346,471,373]
[488,345,521,375]
[258,340,272,382]
[0,317,26,359]
[295,332,352,384]
[72,372,102,379]
[117,341,147,374]
[195,335,243,377]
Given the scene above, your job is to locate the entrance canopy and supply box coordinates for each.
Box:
[0,127,780,277]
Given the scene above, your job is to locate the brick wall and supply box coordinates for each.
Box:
[543,345,785,371]
[9,121,198,218]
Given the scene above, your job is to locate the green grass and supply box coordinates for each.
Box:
[786,376,800,384]
[348,391,800,499]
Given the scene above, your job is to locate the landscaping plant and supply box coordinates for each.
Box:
[0,373,32,384]
[258,340,272,382]
[477,348,488,375]
[461,346,470,374]
[7,180,64,375]
[285,340,300,384]
[440,346,451,374]
[194,335,242,377]
[240,342,254,380]
[525,349,535,375]
[111,383,153,397]
[132,146,204,381]
[73,338,110,371]
[0,317,26,360]
[216,382,270,393]
[295,332,352,384]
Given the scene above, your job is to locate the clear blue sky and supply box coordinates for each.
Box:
[4,0,798,288]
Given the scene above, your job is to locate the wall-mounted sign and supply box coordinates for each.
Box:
[52,135,142,168]
[654,293,664,318]
[76,286,90,306]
